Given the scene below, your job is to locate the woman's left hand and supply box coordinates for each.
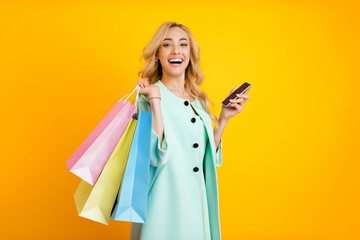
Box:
[219,86,251,121]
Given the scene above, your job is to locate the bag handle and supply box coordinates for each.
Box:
[118,85,142,119]
[119,85,140,102]
[133,86,143,119]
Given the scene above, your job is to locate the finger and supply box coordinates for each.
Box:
[228,103,239,108]
[229,87,237,94]
[244,95,250,102]
[139,87,150,96]
[231,100,244,109]
[136,79,143,86]
[236,94,250,100]
[234,103,242,112]
[230,98,244,104]
[143,78,149,84]
[236,94,249,103]
[226,87,238,97]
[138,87,145,95]
[229,102,242,110]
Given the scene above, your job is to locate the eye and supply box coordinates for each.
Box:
[163,43,188,47]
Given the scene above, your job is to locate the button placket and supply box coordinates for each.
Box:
[192,114,201,173]
[187,101,201,174]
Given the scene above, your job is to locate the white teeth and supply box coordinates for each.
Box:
[168,59,183,63]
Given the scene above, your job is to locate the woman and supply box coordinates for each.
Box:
[131,22,250,240]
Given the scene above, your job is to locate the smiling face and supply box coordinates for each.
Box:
[157,27,191,79]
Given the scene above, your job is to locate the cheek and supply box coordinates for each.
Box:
[186,52,191,62]
[158,48,167,58]
[185,49,191,59]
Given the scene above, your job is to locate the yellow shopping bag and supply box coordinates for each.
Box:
[73,118,137,225]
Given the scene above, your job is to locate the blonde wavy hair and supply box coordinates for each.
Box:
[138,21,219,129]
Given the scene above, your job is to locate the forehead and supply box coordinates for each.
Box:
[163,27,189,41]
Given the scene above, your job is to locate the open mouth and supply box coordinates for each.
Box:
[168,59,184,66]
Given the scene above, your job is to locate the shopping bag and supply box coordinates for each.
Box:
[111,95,152,223]
[66,87,138,186]
[73,117,137,225]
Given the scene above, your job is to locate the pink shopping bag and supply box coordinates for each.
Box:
[66,87,139,186]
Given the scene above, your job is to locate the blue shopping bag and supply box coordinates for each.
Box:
[110,103,152,223]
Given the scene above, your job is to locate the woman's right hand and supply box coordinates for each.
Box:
[136,78,161,98]
[137,78,164,147]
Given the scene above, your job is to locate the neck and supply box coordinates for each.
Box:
[161,73,186,95]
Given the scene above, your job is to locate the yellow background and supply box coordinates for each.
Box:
[1,0,359,239]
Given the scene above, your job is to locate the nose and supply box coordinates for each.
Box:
[171,45,180,55]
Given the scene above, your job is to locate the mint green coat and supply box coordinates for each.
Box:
[130,80,223,240]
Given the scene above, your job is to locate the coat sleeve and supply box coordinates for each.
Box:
[215,138,223,167]
[138,95,169,167]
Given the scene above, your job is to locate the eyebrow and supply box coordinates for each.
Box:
[162,38,189,42]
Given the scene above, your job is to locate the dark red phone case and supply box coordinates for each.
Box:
[222,82,251,106]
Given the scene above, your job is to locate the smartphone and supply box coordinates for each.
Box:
[222,82,251,107]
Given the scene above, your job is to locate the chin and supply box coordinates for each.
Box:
[165,68,185,75]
